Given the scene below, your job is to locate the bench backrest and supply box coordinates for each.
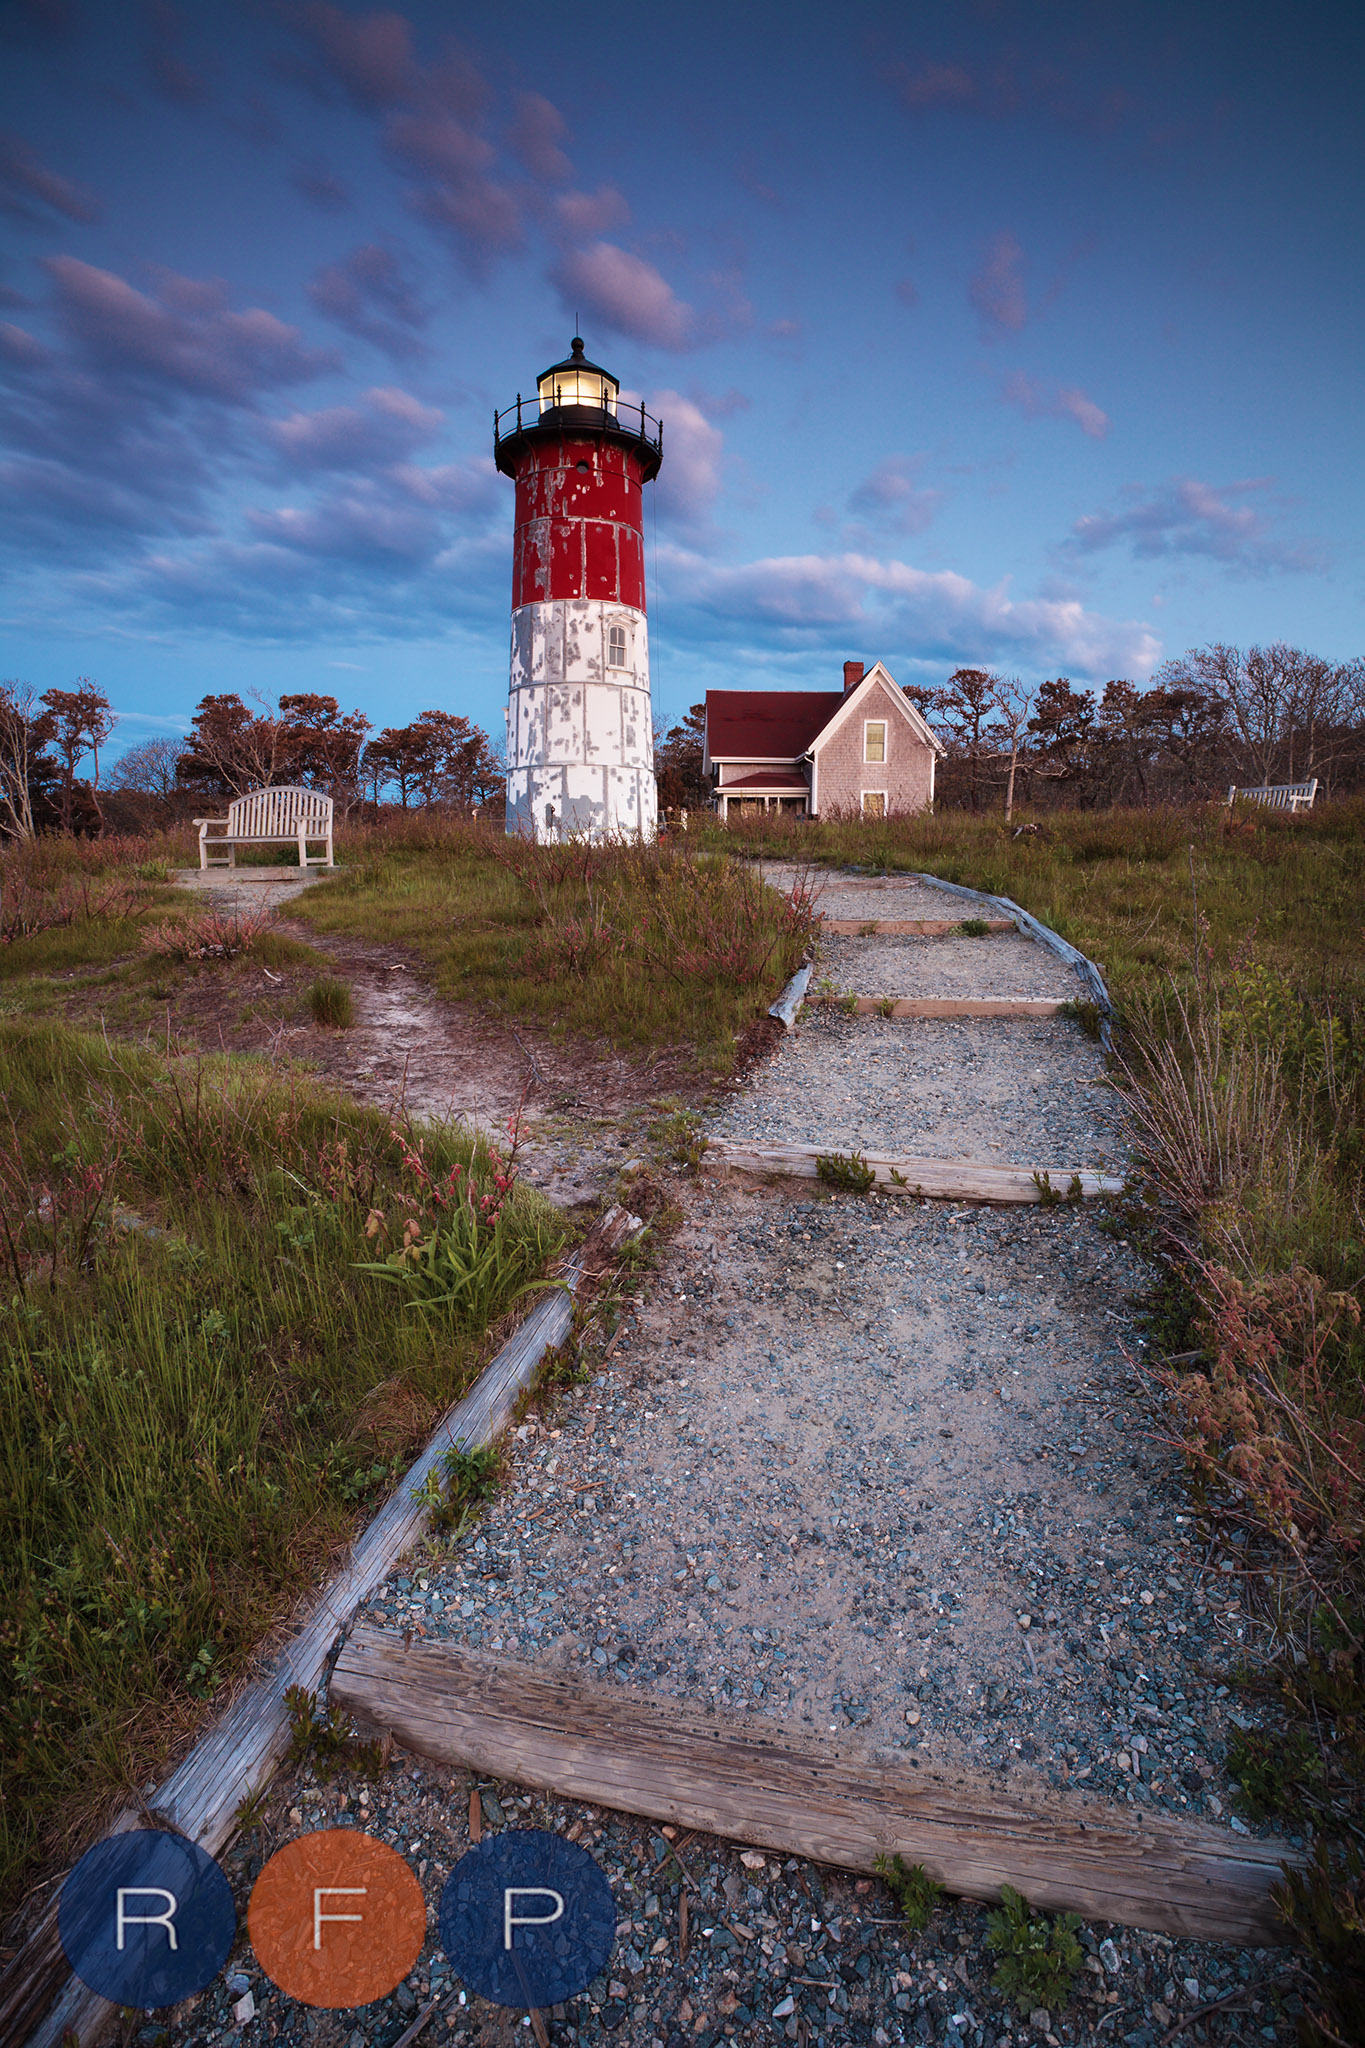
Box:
[226,785,334,834]
[1226,779,1318,810]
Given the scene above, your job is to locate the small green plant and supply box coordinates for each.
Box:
[1032,1170,1084,1207]
[1273,1840,1365,2048]
[234,1781,271,1833]
[307,975,355,1028]
[984,1884,1084,2015]
[876,997,897,1018]
[283,1685,385,1783]
[414,1442,502,1539]
[1228,1724,1327,1822]
[816,1150,877,1194]
[1059,997,1104,1040]
[648,1107,707,1170]
[874,1853,945,1931]
[958,917,991,937]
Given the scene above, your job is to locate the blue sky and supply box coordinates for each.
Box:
[1,0,1361,760]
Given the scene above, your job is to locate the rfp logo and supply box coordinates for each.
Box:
[439,1830,615,2010]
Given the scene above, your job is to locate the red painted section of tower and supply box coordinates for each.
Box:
[511,435,649,612]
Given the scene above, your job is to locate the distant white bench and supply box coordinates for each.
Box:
[194,785,335,869]
[1225,778,1318,812]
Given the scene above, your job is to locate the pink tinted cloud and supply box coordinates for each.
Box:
[292,3,417,109]
[0,320,48,365]
[292,160,352,211]
[0,131,100,223]
[897,61,976,110]
[510,91,571,183]
[144,2,209,108]
[1001,370,1109,439]
[1068,476,1322,571]
[969,232,1026,334]
[848,454,942,534]
[45,256,336,400]
[386,109,522,266]
[646,389,723,533]
[266,386,443,471]
[550,242,693,351]
[551,185,631,240]
[307,242,427,359]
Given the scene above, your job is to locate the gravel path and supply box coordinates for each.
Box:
[760,866,976,925]
[817,933,1078,1002]
[709,1009,1124,1171]
[153,870,1300,2048]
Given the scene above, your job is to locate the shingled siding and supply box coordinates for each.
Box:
[813,677,935,815]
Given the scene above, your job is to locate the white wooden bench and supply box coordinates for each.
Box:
[194,785,335,869]
[1225,778,1318,812]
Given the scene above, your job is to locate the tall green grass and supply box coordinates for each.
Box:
[0,1019,563,1910]
[295,821,817,1074]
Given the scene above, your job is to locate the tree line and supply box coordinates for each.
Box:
[0,682,504,838]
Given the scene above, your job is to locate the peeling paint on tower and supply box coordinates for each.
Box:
[494,338,663,842]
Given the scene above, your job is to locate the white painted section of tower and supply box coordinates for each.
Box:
[504,596,657,841]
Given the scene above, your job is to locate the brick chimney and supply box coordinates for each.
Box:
[843,660,865,694]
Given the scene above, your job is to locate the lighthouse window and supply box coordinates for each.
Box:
[608,624,627,668]
[864,720,887,763]
[576,460,590,473]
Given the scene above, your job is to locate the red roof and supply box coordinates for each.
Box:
[706,689,845,761]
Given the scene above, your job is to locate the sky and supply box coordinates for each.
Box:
[1,0,1361,763]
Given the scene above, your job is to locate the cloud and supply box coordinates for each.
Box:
[848,455,942,535]
[893,277,919,309]
[292,160,352,211]
[266,386,444,472]
[45,257,337,399]
[386,108,522,268]
[897,61,976,110]
[1067,476,1322,571]
[510,92,571,183]
[143,2,210,108]
[289,3,417,109]
[0,0,76,46]
[0,131,100,223]
[1001,370,1109,439]
[969,231,1026,334]
[551,185,631,240]
[660,544,1159,679]
[246,488,438,560]
[0,321,48,366]
[645,389,723,536]
[551,242,693,351]
[306,242,427,359]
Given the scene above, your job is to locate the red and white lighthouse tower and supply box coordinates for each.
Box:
[494,338,663,841]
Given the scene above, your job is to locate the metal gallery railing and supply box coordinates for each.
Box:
[494,392,663,454]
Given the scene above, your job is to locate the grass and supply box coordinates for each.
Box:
[0,1015,563,1914]
[307,974,355,1028]
[292,817,817,1076]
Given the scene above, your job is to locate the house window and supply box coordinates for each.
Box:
[607,624,627,668]
[862,791,886,818]
[864,720,886,763]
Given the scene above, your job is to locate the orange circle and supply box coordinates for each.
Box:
[248,1830,425,2009]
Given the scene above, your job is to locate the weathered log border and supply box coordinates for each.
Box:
[5,1207,642,2048]
[806,994,1067,1019]
[821,917,1014,935]
[331,1628,1299,1947]
[708,1138,1123,1204]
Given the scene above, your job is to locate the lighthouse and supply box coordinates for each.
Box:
[494,337,663,841]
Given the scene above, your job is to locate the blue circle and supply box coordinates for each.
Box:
[59,1829,236,2010]
[438,1829,615,2008]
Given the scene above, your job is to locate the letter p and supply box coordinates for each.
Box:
[503,1886,564,1951]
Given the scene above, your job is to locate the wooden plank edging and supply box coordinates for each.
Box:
[807,995,1066,1020]
[330,1628,1299,1946]
[708,1138,1124,1204]
[6,1207,643,2048]
[768,962,811,1033]
[907,873,1116,1052]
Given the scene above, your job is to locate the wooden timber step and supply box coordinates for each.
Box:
[331,1627,1297,1946]
[707,1139,1124,1204]
[808,994,1066,1019]
[821,918,1015,935]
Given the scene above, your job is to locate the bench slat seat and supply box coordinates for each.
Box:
[194,785,335,869]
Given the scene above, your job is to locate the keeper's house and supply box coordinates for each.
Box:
[703,660,943,821]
